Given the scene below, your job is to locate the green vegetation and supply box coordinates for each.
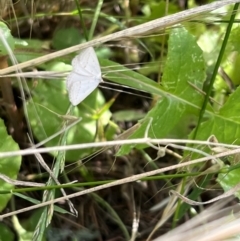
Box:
[0,1,240,240]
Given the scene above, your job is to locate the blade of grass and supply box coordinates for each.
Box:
[89,0,103,41]
[74,0,89,41]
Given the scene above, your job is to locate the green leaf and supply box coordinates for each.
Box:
[14,39,48,63]
[0,223,14,241]
[227,25,240,52]
[188,86,240,200]
[52,27,83,50]
[0,22,14,55]
[162,28,206,105]
[117,98,186,155]
[0,120,21,212]
[114,26,206,155]
[219,86,240,121]
[218,168,240,199]
[148,1,179,20]
[191,86,240,145]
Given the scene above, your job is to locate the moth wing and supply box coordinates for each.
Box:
[71,47,101,79]
[67,75,99,106]
[66,72,79,91]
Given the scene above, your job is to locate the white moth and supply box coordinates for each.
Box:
[66,47,102,106]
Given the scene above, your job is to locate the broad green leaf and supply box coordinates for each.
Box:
[218,168,240,199]
[162,28,206,105]
[142,1,178,19]
[0,22,14,55]
[188,86,240,200]
[14,39,67,68]
[227,23,240,52]
[102,58,203,114]
[117,98,186,155]
[219,86,240,120]
[52,27,83,50]
[0,120,21,211]
[0,223,14,241]
[114,26,206,155]
[148,1,179,20]
[191,86,240,144]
